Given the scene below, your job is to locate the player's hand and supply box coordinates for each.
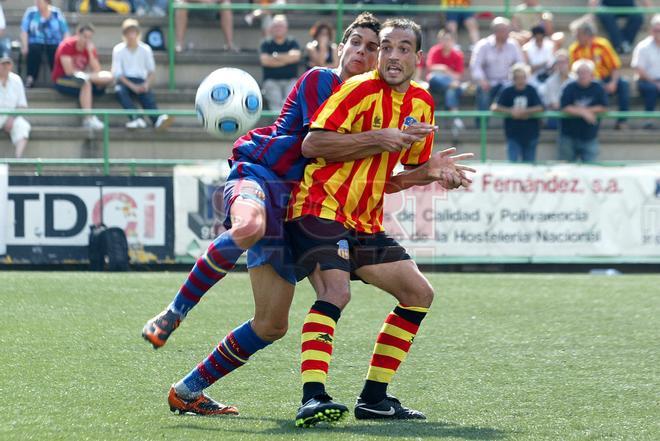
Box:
[425,147,476,189]
[377,126,433,153]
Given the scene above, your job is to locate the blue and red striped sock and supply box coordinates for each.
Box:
[169,231,244,317]
[177,321,270,395]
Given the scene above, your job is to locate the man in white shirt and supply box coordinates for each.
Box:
[631,14,660,129]
[112,19,171,130]
[523,25,555,88]
[0,54,30,158]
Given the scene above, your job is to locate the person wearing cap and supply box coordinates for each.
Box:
[52,23,113,130]
[112,19,172,130]
[0,55,30,158]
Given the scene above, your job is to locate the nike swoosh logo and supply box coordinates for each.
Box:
[357,406,395,416]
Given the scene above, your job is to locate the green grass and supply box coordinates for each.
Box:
[1,272,658,441]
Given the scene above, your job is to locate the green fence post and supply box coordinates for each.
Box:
[36,159,42,176]
[336,0,344,45]
[504,0,511,17]
[168,0,176,90]
[103,114,110,176]
[480,115,487,163]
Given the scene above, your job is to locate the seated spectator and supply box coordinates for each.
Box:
[52,24,113,130]
[259,15,300,111]
[0,54,30,158]
[426,30,465,134]
[523,25,554,88]
[631,14,660,129]
[304,20,337,70]
[112,19,172,130]
[443,0,480,47]
[590,0,650,54]
[470,17,523,124]
[491,63,544,162]
[134,0,168,17]
[175,0,237,53]
[538,49,572,129]
[245,0,286,33]
[559,59,608,162]
[511,0,543,44]
[0,3,9,54]
[569,21,629,129]
[20,0,70,88]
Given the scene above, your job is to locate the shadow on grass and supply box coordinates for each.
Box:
[166,416,508,439]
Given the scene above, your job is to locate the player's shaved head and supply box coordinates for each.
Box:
[340,12,381,45]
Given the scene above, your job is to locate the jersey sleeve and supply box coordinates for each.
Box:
[299,69,341,128]
[310,78,369,134]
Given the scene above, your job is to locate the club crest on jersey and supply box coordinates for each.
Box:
[401,116,417,130]
[337,239,349,260]
[372,116,382,129]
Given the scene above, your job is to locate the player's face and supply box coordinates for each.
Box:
[378,27,421,93]
[337,27,379,80]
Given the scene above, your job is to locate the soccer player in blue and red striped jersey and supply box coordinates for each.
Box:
[142,13,387,417]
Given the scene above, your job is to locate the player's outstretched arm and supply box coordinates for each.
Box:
[385,148,476,194]
[302,124,436,162]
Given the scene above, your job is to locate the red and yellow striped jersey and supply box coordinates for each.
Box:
[568,37,621,80]
[287,70,434,234]
[442,0,471,7]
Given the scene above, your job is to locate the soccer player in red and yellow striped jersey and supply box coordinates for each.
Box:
[289,18,475,427]
[569,21,630,128]
[287,69,434,234]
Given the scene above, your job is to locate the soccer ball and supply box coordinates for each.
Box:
[195,68,263,139]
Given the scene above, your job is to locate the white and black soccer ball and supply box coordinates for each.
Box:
[195,68,263,139]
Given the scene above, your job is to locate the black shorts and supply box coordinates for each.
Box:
[285,216,410,282]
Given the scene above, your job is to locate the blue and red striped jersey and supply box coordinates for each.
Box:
[231,67,342,182]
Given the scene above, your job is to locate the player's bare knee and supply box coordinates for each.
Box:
[231,212,265,248]
[252,318,288,342]
[399,284,434,308]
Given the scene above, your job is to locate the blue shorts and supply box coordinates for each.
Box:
[446,11,475,25]
[222,161,296,284]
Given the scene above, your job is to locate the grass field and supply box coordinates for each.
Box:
[1,271,658,441]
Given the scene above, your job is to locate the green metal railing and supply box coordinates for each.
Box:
[167,1,660,89]
[1,108,659,175]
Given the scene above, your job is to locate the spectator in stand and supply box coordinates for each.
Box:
[511,0,543,44]
[0,4,9,55]
[590,0,650,54]
[443,0,480,47]
[304,21,337,70]
[52,24,113,130]
[470,17,523,124]
[259,14,300,111]
[523,25,554,88]
[491,63,544,162]
[538,49,572,129]
[569,21,629,129]
[560,59,608,162]
[112,19,172,130]
[0,54,30,158]
[426,29,465,135]
[175,0,237,53]
[134,0,168,17]
[631,14,660,129]
[20,0,70,88]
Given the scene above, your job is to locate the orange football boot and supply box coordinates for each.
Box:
[142,309,181,349]
[168,386,239,416]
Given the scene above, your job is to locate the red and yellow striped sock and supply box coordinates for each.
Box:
[360,304,429,403]
[300,300,341,403]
